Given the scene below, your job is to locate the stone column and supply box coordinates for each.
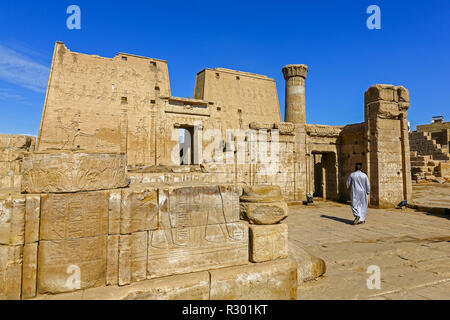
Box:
[282,64,308,124]
[364,84,411,208]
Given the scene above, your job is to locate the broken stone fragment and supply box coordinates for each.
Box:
[289,241,326,283]
[274,122,295,135]
[240,185,284,203]
[249,224,289,262]
[249,121,274,130]
[240,201,288,225]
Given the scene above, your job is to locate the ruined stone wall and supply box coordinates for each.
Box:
[364,85,412,207]
[337,123,366,201]
[417,121,450,133]
[305,125,341,201]
[128,122,301,202]
[34,43,413,208]
[36,42,170,167]
[0,135,35,191]
[0,152,297,300]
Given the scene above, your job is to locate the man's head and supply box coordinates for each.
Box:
[355,163,363,171]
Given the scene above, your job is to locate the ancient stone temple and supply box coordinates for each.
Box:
[0,41,413,299]
[409,117,449,183]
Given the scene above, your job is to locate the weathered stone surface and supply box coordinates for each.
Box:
[130,231,148,283]
[118,231,148,285]
[289,241,326,282]
[37,236,107,294]
[0,134,35,150]
[86,271,210,300]
[0,150,24,162]
[108,191,121,235]
[249,122,273,130]
[120,187,158,234]
[106,235,119,286]
[240,201,288,225]
[437,162,449,178]
[274,122,295,135]
[21,152,127,193]
[25,196,40,244]
[40,192,109,240]
[22,242,38,299]
[0,196,26,245]
[249,224,288,262]
[158,185,240,229]
[210,258,298,300]
[118,235,131,286]
[147,222,248,279]
[0,244,23,300]
[0,160,21,176]
[240,185,284,203]
[33,271,210,300]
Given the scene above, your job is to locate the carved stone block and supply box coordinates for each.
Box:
[21,152,127,193]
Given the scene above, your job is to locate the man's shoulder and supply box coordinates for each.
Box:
[360,171,369,179]
[354,171,368,178]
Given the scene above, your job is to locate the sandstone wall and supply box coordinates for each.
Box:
[194,68,281,127]
[127,121,302,202]
[0,151,297,299]
[0,135,35,191]
[337,123,366,201]
[364,85,412,207]
[37,43,283,169]
[36,42,170,167]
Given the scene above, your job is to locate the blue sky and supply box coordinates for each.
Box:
[0,0,449,136]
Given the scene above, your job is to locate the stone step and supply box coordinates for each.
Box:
[410,156,431,162]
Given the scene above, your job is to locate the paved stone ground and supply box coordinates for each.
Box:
[412,182,450,209]
[286,199,450,300]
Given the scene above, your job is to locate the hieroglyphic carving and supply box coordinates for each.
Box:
[249,224,288,263]
[40,192,109,240]
[0,196,25,245]
[147,222,248,279]
[0,244,22,299]
[38,235,107,294]
[158,185,240,229]
[130,231,147,282]
[22,242,38,299]
[21,152,127,193]
[55,110,94,150]
[120,187,158,234]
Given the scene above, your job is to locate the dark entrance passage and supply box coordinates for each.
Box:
[312,152,338,201]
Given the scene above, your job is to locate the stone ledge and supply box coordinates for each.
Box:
[29,259,298,300]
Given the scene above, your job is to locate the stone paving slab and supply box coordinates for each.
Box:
[286,201,450,300]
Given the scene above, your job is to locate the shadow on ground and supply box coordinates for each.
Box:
[320,214,354,225]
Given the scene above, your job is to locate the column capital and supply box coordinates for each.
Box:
[282,64,308,80]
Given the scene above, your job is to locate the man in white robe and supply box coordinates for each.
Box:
[346,163,370,225]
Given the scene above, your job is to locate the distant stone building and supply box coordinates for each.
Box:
[409,117,449,182]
